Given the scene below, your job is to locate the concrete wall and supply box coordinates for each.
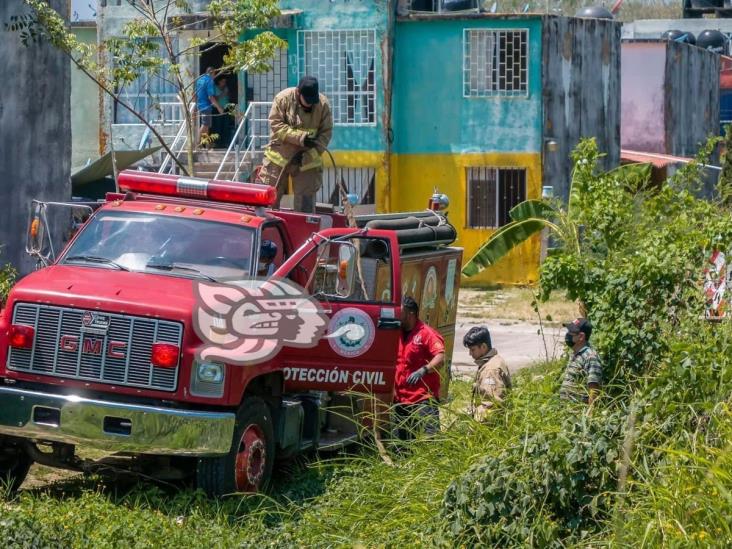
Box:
[71,24,100,168]
[277,0,392,214]
[280,0,390,153]
[0,0,71,274]
[542,16,621,202]
[391,15,544,285]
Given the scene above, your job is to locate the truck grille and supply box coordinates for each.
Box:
[7,303,182,392]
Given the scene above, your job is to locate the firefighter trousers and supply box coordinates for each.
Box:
[257,158,322,213]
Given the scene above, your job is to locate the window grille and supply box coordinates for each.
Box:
[297,30,377,125]
[463,29,528,97]
[467,167,526,228]
[319,167,376,206]
[114,39,179,124]
[248,48,289,102]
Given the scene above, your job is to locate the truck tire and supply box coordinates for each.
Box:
[0,439,32,492]
[196,397,275,496]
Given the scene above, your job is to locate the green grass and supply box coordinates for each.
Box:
[7,355,729,548]
[0,369,562,548]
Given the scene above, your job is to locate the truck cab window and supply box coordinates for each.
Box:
[61,211,256,280]
[259,224,287,277]
[308,237,392,303]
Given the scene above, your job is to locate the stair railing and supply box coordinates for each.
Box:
[158,102,196,174]
[214,101,272,181]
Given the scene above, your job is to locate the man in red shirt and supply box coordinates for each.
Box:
[393,296,446,440]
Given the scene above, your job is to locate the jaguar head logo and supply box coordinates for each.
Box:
[193,278,329,366]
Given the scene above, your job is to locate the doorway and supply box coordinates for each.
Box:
[199,43,238,149]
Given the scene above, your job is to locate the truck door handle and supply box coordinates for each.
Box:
[378,318,401,329]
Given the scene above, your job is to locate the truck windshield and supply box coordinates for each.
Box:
[61,210,255,280]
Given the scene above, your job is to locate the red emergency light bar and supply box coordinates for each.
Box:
[117,170,276,207]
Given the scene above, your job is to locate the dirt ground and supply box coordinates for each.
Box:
[452,287,574,377]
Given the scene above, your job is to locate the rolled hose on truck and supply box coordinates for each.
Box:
[392,224,457,246]
[362,215,442,230]
[321,147,457,247]
[364,216,457,247]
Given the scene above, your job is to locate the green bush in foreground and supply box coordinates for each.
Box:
[444,137,732,546]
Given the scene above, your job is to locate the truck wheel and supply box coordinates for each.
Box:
[196,398,275,496]
[0,440,32,492]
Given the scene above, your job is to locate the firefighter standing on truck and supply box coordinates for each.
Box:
[393,297,445,441]
[257,76,333,213]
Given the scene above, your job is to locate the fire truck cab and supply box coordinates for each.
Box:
[0,171,462,495]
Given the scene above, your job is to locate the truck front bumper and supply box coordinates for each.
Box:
[0,386,235,456]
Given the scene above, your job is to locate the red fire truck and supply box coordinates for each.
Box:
[0,171,461,495]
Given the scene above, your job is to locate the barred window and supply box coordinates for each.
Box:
[467,167,526,228]
[248,48,288,102]
[463,29,528,97]
[319,167,376,206]
[297,30,376,125]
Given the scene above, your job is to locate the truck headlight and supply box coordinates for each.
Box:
[197,362,224,383]
[190,361,225,398]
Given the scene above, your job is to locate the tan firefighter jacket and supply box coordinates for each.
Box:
[470,348,512,422]
[264,87,333,172]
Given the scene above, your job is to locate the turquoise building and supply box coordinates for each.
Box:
[242,2,620,284]
[96,1,620,284]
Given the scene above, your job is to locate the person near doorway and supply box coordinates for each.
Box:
[196,67,224,148]
[392,297,445,441]
[256,76,333,213]
[211,77,234,148]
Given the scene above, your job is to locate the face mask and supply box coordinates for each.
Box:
[564,332,576,347]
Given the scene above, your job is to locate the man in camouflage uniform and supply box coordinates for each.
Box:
[256,76,333,213]
[463,326,512,422]
[560,318,602,404]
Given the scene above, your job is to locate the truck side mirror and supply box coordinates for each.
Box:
[336,243,356,298]
[25,200,96,268]
[26,201,49,264]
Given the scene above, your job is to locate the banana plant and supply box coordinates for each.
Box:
[461,153,651,278]
[461,198,578,277]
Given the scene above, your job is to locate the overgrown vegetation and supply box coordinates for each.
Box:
[4,139,732,546]
[0,248,17,304]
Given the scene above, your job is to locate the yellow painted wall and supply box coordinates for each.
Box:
[389,152,542,286]
[324,151,541,286]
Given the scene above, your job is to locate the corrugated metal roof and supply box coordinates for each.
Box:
[71,147,161,186]
[620,149,692,168]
